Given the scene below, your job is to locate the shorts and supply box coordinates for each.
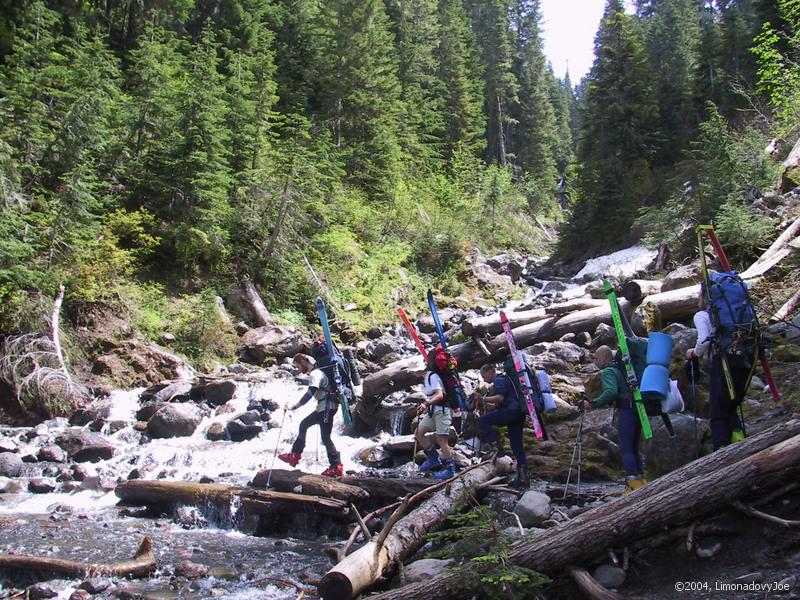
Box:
[419,406,453,436]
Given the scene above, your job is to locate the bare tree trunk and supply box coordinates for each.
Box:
[368,422,800,600]
[51,283,69,380]
[265,169,294,258]
[240,276,272,327]
[771,287,800,323]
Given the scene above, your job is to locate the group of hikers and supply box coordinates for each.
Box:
[277,278,763,494]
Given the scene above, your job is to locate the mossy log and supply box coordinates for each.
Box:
[369,419,800,600]
[116,479,350,518]
[318,457,514,600]
[0,536,155,579]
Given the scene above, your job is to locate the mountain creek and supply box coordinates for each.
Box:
[2,244,800,600]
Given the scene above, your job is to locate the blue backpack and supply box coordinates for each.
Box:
[707,271,759,363]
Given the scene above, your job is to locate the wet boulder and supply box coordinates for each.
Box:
[55,429,115,462]
[365,337,403,362]
[643,413,709,476]
[90,339,195,388]
[225,411,263,442]
[206,422,227,441]
[513,490,552,527]
[357,445,393,468]
[237,324,311,364]
[140,381,193,404]
[593,564,627,589]
[78,579,111,594]
[0,451,23,477]
[147,404,202,438]
[174,560,209,579]
[0,439,18,453]
[202,379,238,406]
[29,478,57,493]
[69,397,114,427]
[37,445,66,463]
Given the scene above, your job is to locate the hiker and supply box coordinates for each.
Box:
[686,288,749,449]
[414,346,458,480]
[475,362,530,489]
[583,345,645,492]
[277,351,343,478]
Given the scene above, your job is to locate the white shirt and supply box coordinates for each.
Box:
[309,369,337,412]
[692,310,715,358]
[424,372,444,397]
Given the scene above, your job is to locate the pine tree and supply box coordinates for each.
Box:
[559,0,660,258]
[436,0,486,161]
[547,71,574,174]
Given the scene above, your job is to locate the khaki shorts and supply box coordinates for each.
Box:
[419,406,453,436]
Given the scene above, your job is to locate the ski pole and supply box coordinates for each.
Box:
[689,358,699,458]
[563,405,585,501]
[266,408,288,489]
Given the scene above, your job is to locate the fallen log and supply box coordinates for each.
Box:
[544,298,607,316]
[461,308,547,337]
[620,279,662,304]
[750,214,800,267]
[251,469,369,503]
[115,480,350,518]
[240,276,272,327]
[770,287,800,323]
[318,457,514,600]
[363,300,633,401]
[0,536,155,579]
[568,566,623,600]
[369,419,800,599]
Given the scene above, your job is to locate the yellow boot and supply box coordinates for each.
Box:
[624,476,647,495]
[730,430,745,443]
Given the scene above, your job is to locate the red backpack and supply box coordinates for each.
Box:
[426,345,461,409]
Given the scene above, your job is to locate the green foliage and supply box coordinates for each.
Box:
[169,290,238,370]
[426,504,550,599]
[715,199,775,267]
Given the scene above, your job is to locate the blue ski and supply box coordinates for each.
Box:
[426,289,467,411]
[315,297,353,426]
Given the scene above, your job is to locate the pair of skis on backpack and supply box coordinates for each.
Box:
[398,290,548,441]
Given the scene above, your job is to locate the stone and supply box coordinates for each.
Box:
[55,429,116,462]
[69,590,91,600]
[733,572,764,584]
[140,381,193,404]
[0,439,18,453]
[0,451,23,477]
[400,559,453,585]
[206,422,227,441]
[385,435,415,454]
[175,560,209,579]
[237,324,311,364]
[174,506,208,529]
[69,398,114,427]
[592,323,617,347]
[37,445,66,463]
[661,264,702,292]
[203,380,238,406]
[366,337,402,361]
[0,477,23,493]
[147,404,202,438]
[78,578,111,594]
[90,339,195,388]
[29,478,57,493]
[592,564,627,589]
[27,584,58,599]
[357,445,393,468]
[226,411,263,442]
[513,490,552,527]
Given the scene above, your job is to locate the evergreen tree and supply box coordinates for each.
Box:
[559,0,660,258]
[436,0,486,161]
[547,71,574,174]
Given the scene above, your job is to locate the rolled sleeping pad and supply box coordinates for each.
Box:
[536,370,557,412]
[646,331,674,368]
[640,363,670,403]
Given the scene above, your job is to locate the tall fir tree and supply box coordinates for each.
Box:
[559,0,660,258]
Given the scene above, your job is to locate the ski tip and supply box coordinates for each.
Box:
[315,296,324,305]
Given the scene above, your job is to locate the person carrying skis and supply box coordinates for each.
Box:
[583,345,645,493]
[686,288,748,449]
[277,350,343,478]
[474,363,530,489]
[414,348,457,480]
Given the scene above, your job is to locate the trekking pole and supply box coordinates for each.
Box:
[266,408,288,489]
[563,406,585,501]
[689,358,699,458]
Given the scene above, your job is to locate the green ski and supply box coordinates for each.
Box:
[603,280,653,439]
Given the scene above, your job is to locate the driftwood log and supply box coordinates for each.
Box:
[0,536,155,579]
[363,300,633,402]
[251,469,369,503]
[116,480,350,518]
[318,457,514,600]
[461,298,607,338]
[369,419,800,600]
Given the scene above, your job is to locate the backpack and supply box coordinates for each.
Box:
[427,345,470,410]
[311,338,356,403]
[613,337,662,416]
[503,353,545,414]
[706,271,759,367]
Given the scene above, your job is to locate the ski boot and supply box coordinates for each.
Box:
[277,451,301,467]
[623,476,647,495]
[433,458,457,481]
[419,447,443,472]
[510,463,530,490]
[321,463,343,478]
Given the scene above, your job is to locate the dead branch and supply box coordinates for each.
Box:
[731,501,800,528]
[567,566,624,600]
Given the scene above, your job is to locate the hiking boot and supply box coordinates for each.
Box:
[623,476,647,495]
[730,429,745,443]
[433,459,457,481]
[321,463,343,478]
[510,463,530,490]
[277,452,301,467]
[419,447,443,472]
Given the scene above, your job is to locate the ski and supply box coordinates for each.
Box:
[426,290,467,411]
[315,297,353,426]
[396,306,428,360]
[697,225,780,401]
[603,280,653,439]
[499,311,546,440]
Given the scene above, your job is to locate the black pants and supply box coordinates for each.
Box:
[291,409,340,466]
[709,354,749,449]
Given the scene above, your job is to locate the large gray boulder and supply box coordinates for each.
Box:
[400,559,453,585]
[237,325,311,364]
[513,490,552,527]
[55,430,116,462]
[225,411,263,442]
[661,264,702,292]
[147,404,202,438]
[90,340,195,388]
[0,452,23,477]
[643,413,709,476]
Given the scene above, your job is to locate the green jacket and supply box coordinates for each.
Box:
[591,366,630,408]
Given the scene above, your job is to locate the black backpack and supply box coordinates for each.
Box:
[503,354,544,414]
[311,338,356,399]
